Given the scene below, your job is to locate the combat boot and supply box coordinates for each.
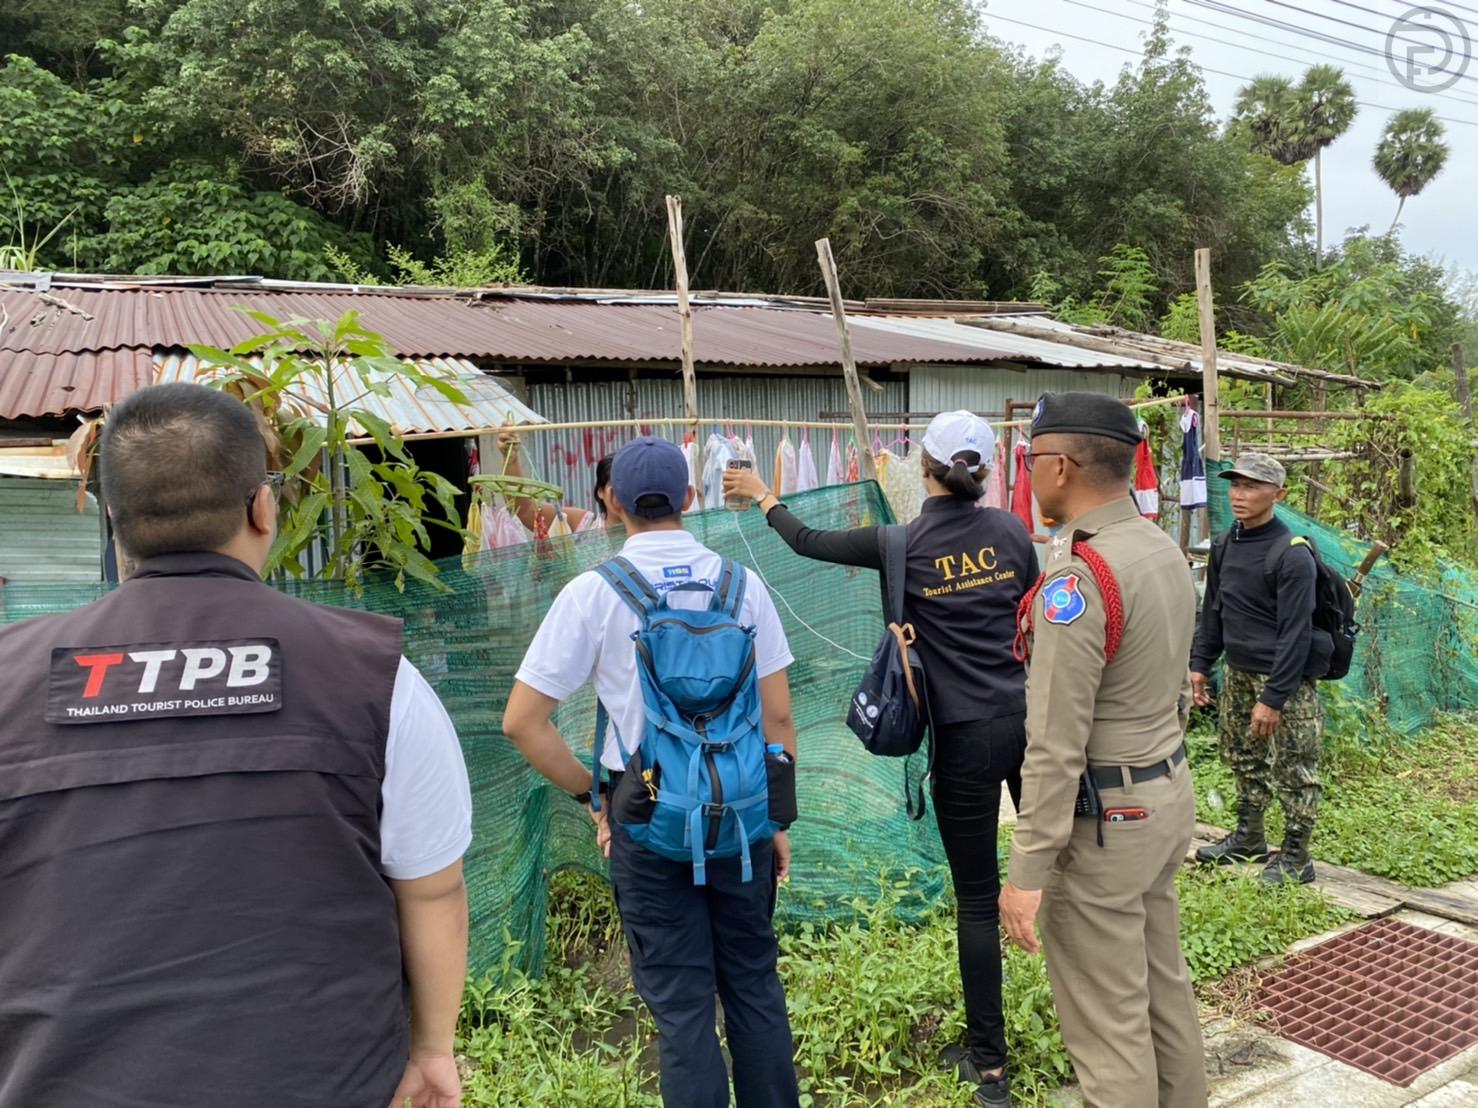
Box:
[1263,828,1316,885]
[1194,808,1269,865]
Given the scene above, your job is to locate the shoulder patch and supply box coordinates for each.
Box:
[1042,573,1087,625]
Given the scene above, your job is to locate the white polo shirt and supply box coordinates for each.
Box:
[515,529,794,770]
[380,658,474,879]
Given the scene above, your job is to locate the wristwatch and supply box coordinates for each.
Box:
[756,492,779,514]
[570,780,608,805]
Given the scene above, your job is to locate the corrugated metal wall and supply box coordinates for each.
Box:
[0,478,101,583]
[907,364,1134,416]
[520,374,908,509]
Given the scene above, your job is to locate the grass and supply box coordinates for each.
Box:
[1189,705,1478,888]
[457,858,1347,1106]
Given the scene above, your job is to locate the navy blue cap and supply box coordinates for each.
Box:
[610,436,690,518]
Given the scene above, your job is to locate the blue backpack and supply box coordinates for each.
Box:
[591,556,777,885]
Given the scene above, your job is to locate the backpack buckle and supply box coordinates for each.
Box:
[703,802,728,819]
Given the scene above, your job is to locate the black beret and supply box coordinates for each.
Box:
[1030,392,1143,445]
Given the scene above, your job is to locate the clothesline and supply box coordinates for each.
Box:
[497,394,1192,438]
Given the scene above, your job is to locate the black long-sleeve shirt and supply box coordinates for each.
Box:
[1190,516,1329,709]
[764,496,1035,725]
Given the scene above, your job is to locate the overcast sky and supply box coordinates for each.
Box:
[981,0,1477,279]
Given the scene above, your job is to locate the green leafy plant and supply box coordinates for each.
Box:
[190,311,467,592]
[326,241,525,288]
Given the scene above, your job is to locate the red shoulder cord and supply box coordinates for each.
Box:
[1013,541,1125,665]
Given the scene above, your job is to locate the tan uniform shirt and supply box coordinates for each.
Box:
[1007,497,1197,890]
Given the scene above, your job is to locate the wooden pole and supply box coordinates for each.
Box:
[1454,344,1478,524]
[665,195,699,436]
[1306,381,1328,516]
[814,237,877,480]
[1194,248,1222,462]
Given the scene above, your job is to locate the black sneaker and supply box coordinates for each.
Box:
[940,1045,1010,1106]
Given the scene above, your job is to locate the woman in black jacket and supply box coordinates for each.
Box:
[723,411,1034,1108]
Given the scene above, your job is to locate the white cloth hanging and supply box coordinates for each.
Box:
[702,433,736,510]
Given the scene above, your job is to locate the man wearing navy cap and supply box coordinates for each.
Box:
[999,394,1207,1106]
[504,437,802,1107]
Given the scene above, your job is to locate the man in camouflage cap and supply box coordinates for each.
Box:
[1190,452,1331,885]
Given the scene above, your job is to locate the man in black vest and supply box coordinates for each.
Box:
[0,383,472,1108]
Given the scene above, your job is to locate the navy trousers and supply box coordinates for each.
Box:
[608,822,800,1108]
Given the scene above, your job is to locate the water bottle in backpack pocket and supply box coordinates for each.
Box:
[592,556,779,885]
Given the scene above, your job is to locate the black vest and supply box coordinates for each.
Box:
[0,553,406,1108]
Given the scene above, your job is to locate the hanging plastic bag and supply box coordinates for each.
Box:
[487,504,530,549]
[775,432,799,495]
[845,442,860,484]
[825,432,844,486]
[795,430,820,493]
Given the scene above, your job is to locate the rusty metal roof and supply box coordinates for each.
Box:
[0,286,1026,418]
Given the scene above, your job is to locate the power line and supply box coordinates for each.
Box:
[982,8,1478,126]
[1186,0,1478,88]
[1263,0,1465,54]
[1061,0,1478,108]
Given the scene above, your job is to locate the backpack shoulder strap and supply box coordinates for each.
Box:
[594,556,661,621]
[884,525,909,625]
[713,557,748,618]
[1264,534,1312,590]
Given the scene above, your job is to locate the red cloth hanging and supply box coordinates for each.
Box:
[1133,432,1160,520]
[1010,441,1035,532]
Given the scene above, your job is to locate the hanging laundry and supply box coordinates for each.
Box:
[794,431,820,493]
[774,432,798,495]
[486,504,529,549]
[825,433,844,486]
[1010,440,1035,532]
[984,437,1009,510]
[702,433,736,510]
[682,436,700,496]
[1134,421,1160,519]
[1179,406,1207,509]
[845,442,860,483]
[879,448,926,523]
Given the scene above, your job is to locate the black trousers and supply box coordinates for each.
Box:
[931,712,1027,1071]
[608,821,800,1108]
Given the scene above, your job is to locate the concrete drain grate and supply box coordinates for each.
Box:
[1256,917,1478,1086]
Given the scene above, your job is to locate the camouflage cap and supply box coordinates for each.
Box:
[1219,452,1286,488]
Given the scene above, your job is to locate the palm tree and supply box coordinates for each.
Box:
[1374,108,1449,234]
[1233,75,1296,158]
[1293,65,1357,267]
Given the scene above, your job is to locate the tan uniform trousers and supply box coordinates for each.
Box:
[1039,763,1207,1108]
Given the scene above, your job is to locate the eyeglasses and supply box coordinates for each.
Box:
[246,471,286,517]
[1023,452,1080,473]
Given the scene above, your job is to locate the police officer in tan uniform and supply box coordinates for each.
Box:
[999,393,1207,1108]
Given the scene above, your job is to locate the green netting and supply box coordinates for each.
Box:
[1204,460,1478,735]
[1,483,949,978]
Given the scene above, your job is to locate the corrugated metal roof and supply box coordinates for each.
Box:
[0,347,155,420]
[0,286,1028,418]
[0,287,1020,365]
[154,353,544,437]
[848,314,1168,373]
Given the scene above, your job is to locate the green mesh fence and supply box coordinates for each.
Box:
[0,483,948,978]
[1204,460,1478,735]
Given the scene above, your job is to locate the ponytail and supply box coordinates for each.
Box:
[923,450,987,502]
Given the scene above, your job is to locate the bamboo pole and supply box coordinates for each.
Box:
[814,237,877,480]
[665,195,699,435]
[1220,409,1382,421]
[1306,381,1328,516]
[1454,343,1478,524]
[1194,248,1222,462]
[348,394,1192,444]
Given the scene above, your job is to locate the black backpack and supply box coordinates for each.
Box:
[1210,531,1359,681]
[846,525,935,819]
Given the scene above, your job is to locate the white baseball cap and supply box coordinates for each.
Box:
[922,410,996,469]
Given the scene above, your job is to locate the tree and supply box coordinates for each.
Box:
[1292,65,1356,267]
[1232,75,1305,163]
[1374,109,1449,234]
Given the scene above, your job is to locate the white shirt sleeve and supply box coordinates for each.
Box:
[514,576,602,701]
[744,571,795,678]
[379,658,473,880]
